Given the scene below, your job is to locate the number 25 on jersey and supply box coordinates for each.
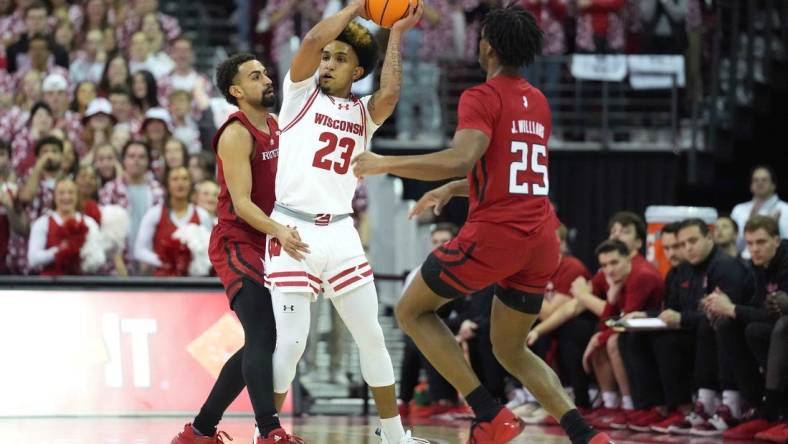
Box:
[509,141,549,195]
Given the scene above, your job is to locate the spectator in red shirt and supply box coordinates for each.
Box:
[574,239,664,426]
[587,211,662,296]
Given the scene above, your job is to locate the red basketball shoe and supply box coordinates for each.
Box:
[257,428,305,444]
[467,407,525,444]
[171,423,232,444]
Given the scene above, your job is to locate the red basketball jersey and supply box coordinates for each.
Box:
[212,111,279,239]
[457,75,554,234]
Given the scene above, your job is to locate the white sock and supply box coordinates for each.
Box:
[621,395,634,411]
[602,391,620,409]
[722,390,742,418]
[381,415,405,443]
[589,388,601,408]
[698,389,718,415]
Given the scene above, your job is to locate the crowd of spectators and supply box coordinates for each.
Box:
[0,0,223,276]
[248,0,707,141]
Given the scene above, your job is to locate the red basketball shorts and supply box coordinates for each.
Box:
[421,220,560,314]
[208,224,268,303]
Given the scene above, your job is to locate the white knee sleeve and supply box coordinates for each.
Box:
[271,288,311,393]
[331,283,395,387]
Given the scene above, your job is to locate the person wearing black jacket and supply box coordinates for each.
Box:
[632,219,755,436]
[618,222,688,431]
[706,215,788,439]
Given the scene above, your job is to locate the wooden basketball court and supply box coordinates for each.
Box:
[0,415,732,443]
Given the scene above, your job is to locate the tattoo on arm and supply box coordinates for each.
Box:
[369,31,403,120]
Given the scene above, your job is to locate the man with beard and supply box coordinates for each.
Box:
[170,53,308,444]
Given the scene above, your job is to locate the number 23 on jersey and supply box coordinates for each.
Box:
[312,131,355,175]
[509,141,549,196]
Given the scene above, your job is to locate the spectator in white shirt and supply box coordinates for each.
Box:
[70,29,107,85]
[140,13,174,76]
[128,31,171,79]
[168,89,201,154]
[731,165,788,257]
[157,37,212,115]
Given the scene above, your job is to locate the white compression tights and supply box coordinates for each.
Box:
[271,283,396,393]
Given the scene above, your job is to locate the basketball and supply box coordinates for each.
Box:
[366,0,412,28]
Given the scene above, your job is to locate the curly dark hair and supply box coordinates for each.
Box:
[608,211,647,243]
[336,21,378,80]
[215,53,258,106]
[480,4,543,68]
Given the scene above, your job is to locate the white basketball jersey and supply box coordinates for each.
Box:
[276,71,380,215]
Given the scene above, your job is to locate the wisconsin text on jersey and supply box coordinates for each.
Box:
[511,119,546,139]
[314,113,364,136]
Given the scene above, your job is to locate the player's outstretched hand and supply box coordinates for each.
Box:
[352,0,369,20]
[351,151,388,177]
[275,225,310,261]
[391,0,423,32]
[408,184,453,219]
